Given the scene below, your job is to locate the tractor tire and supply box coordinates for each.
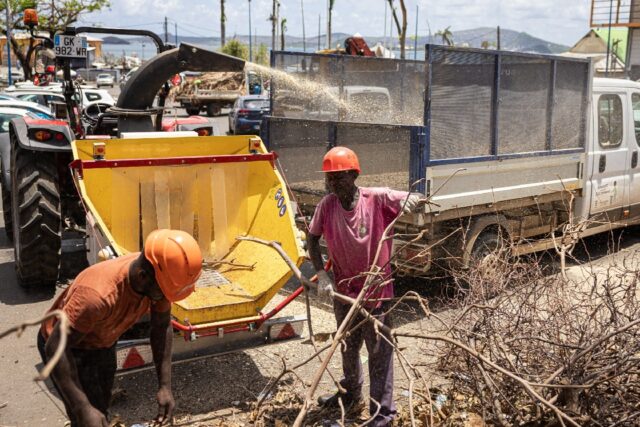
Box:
[1,179,12,242]
[186,106,201,116]
[11,145,61,287]
[206,104,221,117]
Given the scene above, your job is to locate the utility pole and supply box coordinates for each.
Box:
[326,0,331,49]
[301,0,306,52]
[497,25,501,50]
[6,1,11,86]
[249,0,253,61]
[221,0,226,47]
[175,22,178,45]
[414,5,419,60]
[384,0,388,51]
[317,14,321,51]
[275,1,280,49]
[164,16,168,43]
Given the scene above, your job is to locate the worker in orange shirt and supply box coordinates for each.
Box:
[38,229,203,427]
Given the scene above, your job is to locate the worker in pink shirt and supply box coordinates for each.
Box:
[307,146,420,427]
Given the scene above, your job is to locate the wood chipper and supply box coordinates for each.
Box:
[69,133,307,370]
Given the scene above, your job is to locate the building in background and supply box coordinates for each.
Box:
[590,0,640,79]
[563,29,626,77]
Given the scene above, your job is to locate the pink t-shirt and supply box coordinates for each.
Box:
[309,187,408,302]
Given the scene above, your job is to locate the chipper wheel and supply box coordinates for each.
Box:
[10,142,62,287]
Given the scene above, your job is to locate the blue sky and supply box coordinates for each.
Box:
[79,0,592,46]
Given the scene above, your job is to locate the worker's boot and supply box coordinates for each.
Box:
[317,391,363,410]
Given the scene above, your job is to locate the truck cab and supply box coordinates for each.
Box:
[580,78,640,225]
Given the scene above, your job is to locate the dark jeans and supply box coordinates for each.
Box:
[37,331,117,427]
[334,301,396,427]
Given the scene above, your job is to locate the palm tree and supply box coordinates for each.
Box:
[270,0,278,50]
[436,26,453,46]
[280,18,287,50]
[327,0,335,49]
[220,0,226,47]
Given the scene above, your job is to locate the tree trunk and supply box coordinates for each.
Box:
[7,36,33,80]
[327,10,332,49]
[220,0,226,47]
[271,0,277,50]
[399,0,407,59]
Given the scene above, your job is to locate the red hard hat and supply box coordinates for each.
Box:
[144,229,203,302]
[322,146,361,174]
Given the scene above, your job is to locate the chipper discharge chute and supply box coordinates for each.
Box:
[70,134,306,370]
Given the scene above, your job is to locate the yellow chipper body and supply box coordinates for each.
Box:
[71,134,307,370]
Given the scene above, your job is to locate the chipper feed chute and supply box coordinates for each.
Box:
[70,135,306,328]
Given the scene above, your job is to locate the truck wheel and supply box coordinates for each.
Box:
[186,106,200,116]
[206,104,221,117]
[469,229,509,286]
[11,144,61,287]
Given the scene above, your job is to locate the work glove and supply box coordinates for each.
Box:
[316,270,335,303]
[402,192,423,214]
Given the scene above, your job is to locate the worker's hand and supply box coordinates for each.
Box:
[316,270,334,303]
[152,385,175,426]
[402,193,423,214]
[75,404,108,427]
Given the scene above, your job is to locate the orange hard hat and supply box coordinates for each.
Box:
[144,229,203,302]
[322,146,361,173]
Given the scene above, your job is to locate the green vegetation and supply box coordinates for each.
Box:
[221,39,249,60]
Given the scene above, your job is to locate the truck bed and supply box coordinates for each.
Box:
[426,153,584,214]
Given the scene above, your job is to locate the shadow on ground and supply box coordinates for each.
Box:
[110,351,272,425]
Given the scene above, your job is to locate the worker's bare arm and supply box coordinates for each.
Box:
[150,307,175,424]
[45,324,108,426]
[307,232,325,272]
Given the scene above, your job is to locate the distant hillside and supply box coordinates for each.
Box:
[102,36,129,45]
[108,27,569,55]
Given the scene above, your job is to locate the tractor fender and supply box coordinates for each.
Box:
[461,214,517,267]
[9,117,73,153]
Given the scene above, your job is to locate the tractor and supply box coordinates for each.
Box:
[1,9,245,287]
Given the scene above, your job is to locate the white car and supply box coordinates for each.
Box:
[96,73,115,88]
[0,107,54,132]
[7,87,115,108]
[0,99,53,116]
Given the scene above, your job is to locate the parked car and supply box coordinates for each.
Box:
[228,95,270,135]
[0,93,19,101]
[0,99,55,116]
[0,107,54,133]
[7,87,115,108]
[96,73,115,88]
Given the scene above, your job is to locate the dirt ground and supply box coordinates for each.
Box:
[109,274,448,426]
[104,230,640,427]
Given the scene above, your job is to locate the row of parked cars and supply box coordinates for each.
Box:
[0,82,115,138]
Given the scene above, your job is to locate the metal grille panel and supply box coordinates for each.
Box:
[426,46,589,162]
[266,117,412,193]
[428,49,494,159]
[271,52,425,126]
